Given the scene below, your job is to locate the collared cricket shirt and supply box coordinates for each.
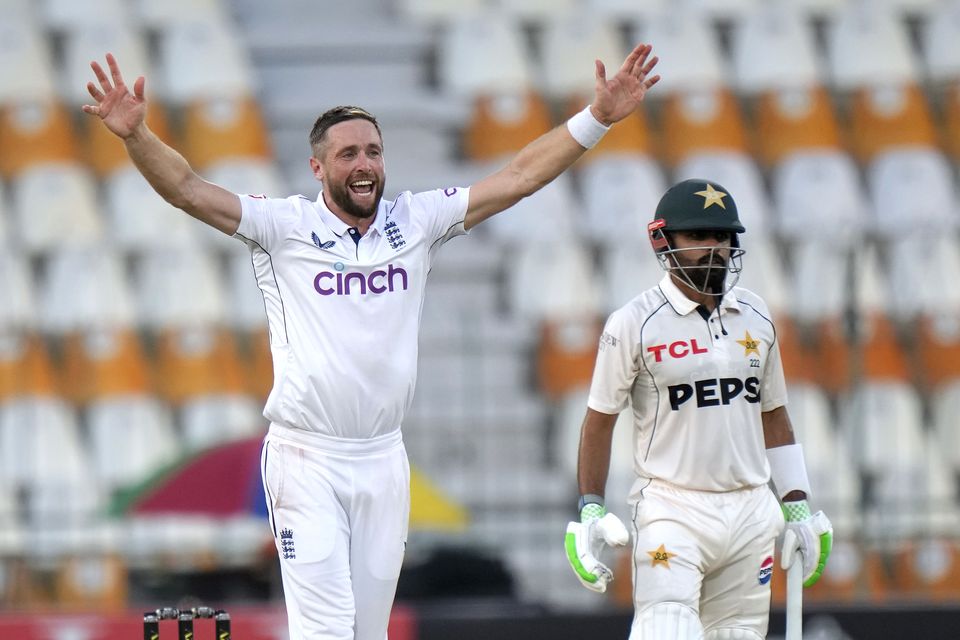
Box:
[235,187,469,439]
[588,274,788,492]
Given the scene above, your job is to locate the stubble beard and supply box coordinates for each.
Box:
[326,178,384,220]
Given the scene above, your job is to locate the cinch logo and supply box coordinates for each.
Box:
[668,376,760,410]
[647,339,708,362]
[314,264,408,296]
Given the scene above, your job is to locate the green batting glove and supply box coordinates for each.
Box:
[781,499,833,587]
[564,503,629,593]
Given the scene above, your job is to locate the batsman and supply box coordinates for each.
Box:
[565,179,832,639]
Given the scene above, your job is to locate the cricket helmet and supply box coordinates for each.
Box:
[647,179,746,295]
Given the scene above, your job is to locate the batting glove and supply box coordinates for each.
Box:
[565,503,629,593]
[780,499,833,587]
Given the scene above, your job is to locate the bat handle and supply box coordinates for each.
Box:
[785,554,803,640]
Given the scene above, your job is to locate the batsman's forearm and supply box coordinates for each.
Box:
[124,124,200,212]
[577,410,618,497]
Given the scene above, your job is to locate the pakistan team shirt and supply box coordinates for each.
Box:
[588,273,788,492]
[235,187,469,439]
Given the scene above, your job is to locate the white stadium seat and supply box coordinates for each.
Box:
[0,15,56,103]
[61,23,154,106]
[867,148,959,238]
[632,9,725,94]
[921,0,960,82]
[135,246,226,330]
[826,2,918,90]
[579,154,666,249]
[731,2,821,93]
[538,10,625,100]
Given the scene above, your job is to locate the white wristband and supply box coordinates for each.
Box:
[767,443,812,500]
[566,106,610,149]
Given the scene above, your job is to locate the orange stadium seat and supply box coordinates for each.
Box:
[859,314,912,382]
[155,326,249,405]
[659,89,749,168]
[60,328,153,405]
[0,101,79,178]
[536,317,603,399]
[83,104,173,178]
[917,316,960,388]
[809,318,853,394]
[463,91,554,162]
[775,316,815,384]
[54,553,128,611]
[0,333,58,401]
[890,539,960,601]
[770,541,892,605]
[752,86,844,167]
[848,83,939,163]
[181,96,273,170]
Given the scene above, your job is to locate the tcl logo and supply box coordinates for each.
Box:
[647,339,708,363]
[668,377,761,410]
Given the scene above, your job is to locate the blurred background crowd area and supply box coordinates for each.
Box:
[1,0,960,619]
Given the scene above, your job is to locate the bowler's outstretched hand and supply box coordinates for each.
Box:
[81,52,146,140]
[590,43,660,125]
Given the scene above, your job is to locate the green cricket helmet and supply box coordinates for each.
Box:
[647,179,746,296]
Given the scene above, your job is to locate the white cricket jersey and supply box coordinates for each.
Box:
[235,188,469,439]
[588,274,788,492]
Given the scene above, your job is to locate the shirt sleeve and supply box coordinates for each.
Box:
[234,194,299,252]
[410,187,470,245]
[761,326,789,412]
[587,309,639,415]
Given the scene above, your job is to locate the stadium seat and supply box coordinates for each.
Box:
[731,2,820,95]
[396,0,486,26]
[61,23,152,107]
[54,551,128,611]
[135,246,226,330]
[0,15,56,104]
[38,245,135,336]
[158,15,256,104]
[867,148,958,238]
[437,10,532,99]
[583,0,669,24]
[578,153,666,249]
[0,101,79,178]
[463,91,554,162]
[0,333,58,402]
[11,163,103,256]
[538,11,625,101]
[931,379,960,473]
[132,0,226,28]
[848,84,939,163]
[180,394,266,452]
[631,9,724,95]
[0,250,36,334]
[946,82,960,162]
[483,172,578,247]
[920,0,960,84]
[103,165,199,253]
[497,0,577,23]
[86,394,180,490]
[60,327,153,405]
[155,327,249,406]
[790,240,851,327]
[41,0,129,30]
[181,97,274,171]
[826,2,918,91]
[751,87,844,168]
[507,237,603,322]
[918,315,960,388]
[536,317,603,400]
[659,90,751,168]
[890,538,960,601]
[772,150,866,246]
[887,235,960,324]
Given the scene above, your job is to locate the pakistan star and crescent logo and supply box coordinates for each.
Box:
[694,184,728,209]
[648,544,677,568]
[737,331,761,357]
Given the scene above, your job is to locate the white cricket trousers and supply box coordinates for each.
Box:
[261,424,410,640]
[628,480,784,639]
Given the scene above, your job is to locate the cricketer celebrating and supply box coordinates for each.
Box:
[565,180,833,639]
[83,46,659,640]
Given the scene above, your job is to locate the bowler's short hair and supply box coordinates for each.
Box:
[309,106,382,157]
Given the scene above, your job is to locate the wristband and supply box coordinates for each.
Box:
[578,494,605,512]
[767,443,812,500]
[566,106,610,149]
